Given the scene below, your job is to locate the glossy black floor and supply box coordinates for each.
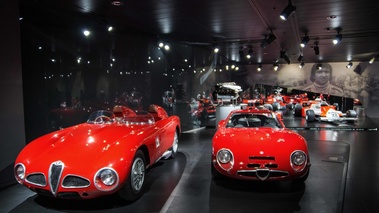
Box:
[1,112,379,213]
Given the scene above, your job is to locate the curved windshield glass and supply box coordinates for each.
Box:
[87,110,114,124]
[226,113,282,128]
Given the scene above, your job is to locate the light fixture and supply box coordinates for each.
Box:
[333,33,342,45]
[83,30,90,37]
[314,44,319,55]
[107,26,113,32]
[300,35,310,48]
[369,56,375,64]
[280,0,296,21]
[346,61,353,69]
[299,61,305,68]
[213,46,220,53]
[267,33,276,44]
[297,54,303,62]
[273,63,279,71]
[316,63,322,70]
[257,64,262,72]
[246,47,253,59]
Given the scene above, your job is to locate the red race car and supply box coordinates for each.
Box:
[212,108,310,182]
[14,104,181,201]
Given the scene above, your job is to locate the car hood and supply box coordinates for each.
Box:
[16,123,143,171]
[213,127,307,155]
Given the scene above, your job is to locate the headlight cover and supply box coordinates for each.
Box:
[14,163,25,183]
[94,167,119,191]
[217,149,232,164]
[290,150,307,172]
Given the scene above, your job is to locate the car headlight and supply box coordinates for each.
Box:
[217,149,232,164]
[14,164,25,183]
[290,151,307,172]
[94,168,119,191]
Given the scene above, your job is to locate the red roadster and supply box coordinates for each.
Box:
[14,104,180,201]
[212,108,310,182]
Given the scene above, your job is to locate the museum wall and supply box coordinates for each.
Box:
[0,0,25,187]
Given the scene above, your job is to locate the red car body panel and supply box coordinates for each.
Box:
[212,109,310,181]
[14,105,180,199]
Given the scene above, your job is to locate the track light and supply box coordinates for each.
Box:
[300,36,310,48]
[273,63,279,71]
[246,47,253,59]
[267,33,276,44]
[297,54,303,62]
[257,64,262,72]
[316,63,322,70]
[213,46,220,53]
[369,56,375,64]
[333,33,342,45]
[299,61,305,68]
[347,61,353,68]
[314,45,319,55]
[280,0,296,21]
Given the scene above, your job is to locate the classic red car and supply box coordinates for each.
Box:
[211,108,310,182]
[14,104,181,201]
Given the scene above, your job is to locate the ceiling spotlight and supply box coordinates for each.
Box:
[107,26,113,32]
[267,33,276,44]
[333,33,342,45]
[316,63,322,70]
[280,0,296,21]
[369,56,375,64]
[257,64,262,72]
[314,45,320,55]
[213,46,220,53]
[299,61,305,68]
[273,63,279,71]
[246,47,253,59]
[300,35,310,48]
[346,62,353,69]
[297,54,303,62]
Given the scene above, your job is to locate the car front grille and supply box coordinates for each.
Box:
[237,169,289,180]
[62,175,90,188]
[26,173,46,186]
[49,161,64,195]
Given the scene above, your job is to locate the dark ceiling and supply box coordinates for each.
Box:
[19,0,379,66]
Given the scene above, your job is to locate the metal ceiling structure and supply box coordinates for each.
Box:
[20,0,379,66]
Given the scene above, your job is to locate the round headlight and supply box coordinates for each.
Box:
[14,164,25,182]
[217,149,232,164]
[99,169,117,186]
[291,151,306,166]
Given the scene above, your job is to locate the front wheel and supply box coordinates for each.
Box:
[119,150,146,201]
[169,131,179,159]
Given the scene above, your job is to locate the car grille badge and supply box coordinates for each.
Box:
[256,169,270,181]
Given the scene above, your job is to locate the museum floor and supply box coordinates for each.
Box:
[1,112,379,213]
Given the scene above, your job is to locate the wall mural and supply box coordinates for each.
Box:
[243,62,379,118]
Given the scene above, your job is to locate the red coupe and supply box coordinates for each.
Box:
[14,104,181,201]
[212,108,310,182]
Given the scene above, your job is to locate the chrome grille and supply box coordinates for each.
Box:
[49,161,64,196]
[26,173,46,186]
[237,169,289,180]
[62,175,90,188]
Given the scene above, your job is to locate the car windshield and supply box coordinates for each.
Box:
[87,109,154,125]
[225,113,282,128]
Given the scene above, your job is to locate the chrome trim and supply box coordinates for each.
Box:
[25,172,47,187]
[94,167,119,191]
[216,148,234,172]
[290,150,307,172]
[14,163,26,184]
[62,174,91,188]
[48,161,64,196]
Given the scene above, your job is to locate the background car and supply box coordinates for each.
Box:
[211,108,310,183]
[14,104,181,201]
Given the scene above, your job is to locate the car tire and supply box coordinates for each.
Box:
[119,150,146,201]
[294,104,302,117]
[272,102,280,111]
[346,109,357,117]
[286,103,294,110]
[169,131,179,159]
[305,110,315,122]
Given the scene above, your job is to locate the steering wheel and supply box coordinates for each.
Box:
[94,115,112,123]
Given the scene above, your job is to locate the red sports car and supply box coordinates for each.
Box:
[212,108,310,182]
[14,104,181,201]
